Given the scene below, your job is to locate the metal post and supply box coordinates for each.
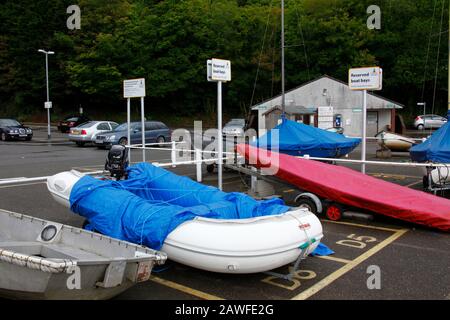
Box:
[141,97,145,162]
[45,53,51,140]
[281,0,285,116]
[217,81,223,190]
[171,140,176,167]
[361,90,367,174]
[195,148,202,182]
[127,98,131,163]
[251,136,257,192]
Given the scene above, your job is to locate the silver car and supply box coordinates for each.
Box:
[69,121,119,146]
[223,118,245,136]
[414,114,447,130]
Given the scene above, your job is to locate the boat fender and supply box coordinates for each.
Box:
[294,193,323,214]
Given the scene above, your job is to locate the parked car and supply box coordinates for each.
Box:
[94,121,171,149]
[414,114,447,130]
[68,121,119,147]
[223,118,246,136]
[57,115,90,133]
[0,119,33,141]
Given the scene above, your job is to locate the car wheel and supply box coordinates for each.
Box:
[295,197,318,215]
[1,132,8,141]
[76,141,85,147]
[417,124,424,130]
[157,136,165,147]
[118,137,128,146]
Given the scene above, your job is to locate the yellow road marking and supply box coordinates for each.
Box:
[150,276,225,300]
[321,219,401,232]
[315,255,352,264]
[369,173,421,179]
[405,180,423,188]
[291,228,408,300]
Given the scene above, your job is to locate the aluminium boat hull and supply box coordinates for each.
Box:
[0,209,166,300]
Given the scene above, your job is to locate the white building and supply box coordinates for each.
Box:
[250,75,403,137]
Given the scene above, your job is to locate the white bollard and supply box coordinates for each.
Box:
[195,148,202,182]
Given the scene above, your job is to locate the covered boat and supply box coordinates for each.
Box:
[237,144,450,232]
[47,163,323,274]
[410,121,450,186]
[252,119,361,158]
[0,209,166,300]
[410,121,450,163]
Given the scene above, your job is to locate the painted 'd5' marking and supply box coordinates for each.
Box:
[336,234,377,249]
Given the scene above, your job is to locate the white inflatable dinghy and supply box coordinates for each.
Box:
[47,170,323,274]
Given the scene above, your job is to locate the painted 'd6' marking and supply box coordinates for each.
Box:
[262,268,317,291]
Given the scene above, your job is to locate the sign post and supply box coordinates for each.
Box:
[349,67,383,174]
[123,78,146,162]
[207,58,231,190]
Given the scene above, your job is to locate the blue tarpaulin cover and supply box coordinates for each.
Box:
[252,119,361,158]
[309,243,334,256]
[69,163,290,250]
[410,122,450,163]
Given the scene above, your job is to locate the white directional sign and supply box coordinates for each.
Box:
[349,67,382,91]
[44,101,52,109]
[207,59,231,82]
[123,78,146,98]
[318,106,334,129]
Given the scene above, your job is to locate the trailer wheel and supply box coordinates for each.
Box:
[326,204,343,221]
[422,175,429,189]
[206,164,215,173]
[295,197,317,214]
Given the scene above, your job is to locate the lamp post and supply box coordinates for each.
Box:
[38,49,54,140]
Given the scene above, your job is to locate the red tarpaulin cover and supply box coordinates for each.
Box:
[237,144,450,232]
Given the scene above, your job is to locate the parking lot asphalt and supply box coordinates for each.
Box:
[0,128,449,300]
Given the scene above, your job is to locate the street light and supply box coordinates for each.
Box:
[38,49,55,140]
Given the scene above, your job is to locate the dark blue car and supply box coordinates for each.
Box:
[94,121,171,148]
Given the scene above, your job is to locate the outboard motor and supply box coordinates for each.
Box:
[105,145,129,180]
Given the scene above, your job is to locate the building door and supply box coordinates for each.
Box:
[367,111,379,136]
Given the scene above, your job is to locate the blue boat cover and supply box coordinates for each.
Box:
[410,122,450,163]
[252,119,361,158]
[69,163,290,250]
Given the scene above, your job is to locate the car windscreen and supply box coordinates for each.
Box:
[65,117,79,121]
[78,121,96,128]
[0,119,21,126]
[114,123,130,131]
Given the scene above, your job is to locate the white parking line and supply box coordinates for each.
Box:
[0,182,45,189]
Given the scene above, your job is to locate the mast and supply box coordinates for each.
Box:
[281,0,285,117]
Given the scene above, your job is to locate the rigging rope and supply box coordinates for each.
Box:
[293,2,311,81]
[431,0,446,122]
[421,0,438,103]
[250,0,274,108]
